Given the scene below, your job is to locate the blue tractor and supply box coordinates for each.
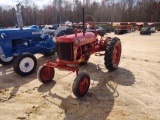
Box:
[0,25,56,76]
[0,4,56,76]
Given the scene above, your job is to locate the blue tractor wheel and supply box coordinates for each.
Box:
[13,53,37,76]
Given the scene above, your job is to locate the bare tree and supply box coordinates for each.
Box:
[0,0,160,27]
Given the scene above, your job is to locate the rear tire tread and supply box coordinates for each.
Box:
[104,37,121,71]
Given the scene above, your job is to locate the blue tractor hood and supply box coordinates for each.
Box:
[0,25,42,39]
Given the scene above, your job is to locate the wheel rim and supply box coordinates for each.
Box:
[42,67,53,81]
[19,57,34,73]
[78,77,89,95]
[112,43,121,65]
[0,56,13,62]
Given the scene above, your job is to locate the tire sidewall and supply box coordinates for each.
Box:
[72,72,90,98]
[37,66,55,84]
[13,53,37,76]
[104,38,121,71]
[0,56,14,65]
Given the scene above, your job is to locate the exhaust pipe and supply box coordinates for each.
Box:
[16,3,23,29]
[82,7,85,36]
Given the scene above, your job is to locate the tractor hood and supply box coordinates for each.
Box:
[0,27,42,39]
[57,32,96,46]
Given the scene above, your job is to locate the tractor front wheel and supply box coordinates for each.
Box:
[0,56,14,65]
[13,53,37,76]
[72,72,90,98]
[37,66,55,84]
[104,37,121,71]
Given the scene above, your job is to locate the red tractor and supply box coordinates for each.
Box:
[37,9,121,98]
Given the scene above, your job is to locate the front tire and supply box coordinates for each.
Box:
[104,37,121,71]
[72,72,90,98]
[0,56,14,65]
[13,53,37,76]
[37,66,55,84]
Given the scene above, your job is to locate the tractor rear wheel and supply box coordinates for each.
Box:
[37,66,55,84]
[72,72,90,98]
[13,53,37,76]
[0,56,14,65]
[104,37,121,71]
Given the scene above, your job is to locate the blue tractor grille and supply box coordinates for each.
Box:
[56,42,74,61]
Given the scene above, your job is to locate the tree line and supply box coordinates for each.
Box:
[0,0,160,27]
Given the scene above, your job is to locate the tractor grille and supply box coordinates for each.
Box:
[56,42,74,61]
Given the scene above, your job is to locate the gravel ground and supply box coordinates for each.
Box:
[0,31,160,120]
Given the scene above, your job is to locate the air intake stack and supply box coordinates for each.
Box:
[16,3,23,29]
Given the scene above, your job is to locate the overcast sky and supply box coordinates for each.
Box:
[0,0,102,8]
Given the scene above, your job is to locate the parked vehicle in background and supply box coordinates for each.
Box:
[86,26,106,36]
[140,27,151,35]
[157,27,160,31]
[150,27,156,33]
[65,21,72,27]
[53,26,74,42]
[114,25,134,35]
[42,25,56,36]
[52,24,61,30]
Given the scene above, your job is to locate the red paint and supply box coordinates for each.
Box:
[42,67,54,81]
[112,43,121,65]
[78,77,89,94]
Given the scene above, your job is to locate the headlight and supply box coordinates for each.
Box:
[74,38,80,45]
[1,33,6,39]
[53,36,57,42]
[23,42,28,46]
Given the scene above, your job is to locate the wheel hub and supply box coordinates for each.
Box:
[113,44,121,65]
[19,57,34,73]
[79,78,89,94]
[24,62,30,68]
[42,67,53,81]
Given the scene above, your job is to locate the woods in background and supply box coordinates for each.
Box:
[0,0,160,27]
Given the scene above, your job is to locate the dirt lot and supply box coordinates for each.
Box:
[0,31,160,120]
